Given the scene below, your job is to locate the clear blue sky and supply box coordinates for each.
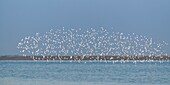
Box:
[0,0,170,55]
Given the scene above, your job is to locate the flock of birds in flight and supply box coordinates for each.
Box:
[17,27,168,58]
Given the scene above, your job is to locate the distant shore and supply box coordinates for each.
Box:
[0,56,169,60]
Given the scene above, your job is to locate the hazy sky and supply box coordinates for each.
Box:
[0,0,170,55]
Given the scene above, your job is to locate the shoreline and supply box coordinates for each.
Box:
[0,56,169,60]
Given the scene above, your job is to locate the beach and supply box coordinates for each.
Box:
[0,55,169,60]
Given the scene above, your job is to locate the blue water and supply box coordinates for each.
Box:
[0,60,170,85]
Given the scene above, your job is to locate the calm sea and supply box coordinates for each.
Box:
[0,60,170,85]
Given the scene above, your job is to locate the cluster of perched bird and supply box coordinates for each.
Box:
[17,27,168,57]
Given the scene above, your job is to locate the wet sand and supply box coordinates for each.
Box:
[0,55,169,60]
